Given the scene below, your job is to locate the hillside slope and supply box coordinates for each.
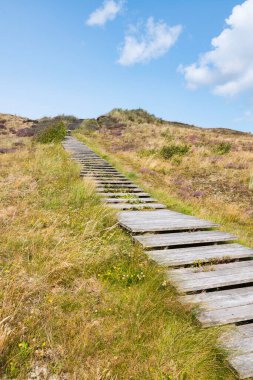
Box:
[0,136,236,379]
[75,109,253,248]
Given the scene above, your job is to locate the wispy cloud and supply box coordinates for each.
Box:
[86,0,124,27]
[180,0,253,96]
[118,17,182,66]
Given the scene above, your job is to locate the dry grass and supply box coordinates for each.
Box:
[75,109,253,248]
[0,142,236,379]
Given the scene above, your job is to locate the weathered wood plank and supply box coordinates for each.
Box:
[197,303,253,326]
[134,231,236,249]
[95,180,134,184]
[111,203,166,210]
[99,192,150,197]
[81,170,120,174]
[181,286,253,310]
[97,184,141,189]
[169,259,253,277]
[97,188,144,193]
[221,324,253,355]
[168,262,253,292]
[181,287,253,325]
[82,175,123,177]
[118,210,218,233]
[229,352,253,379]
[105,197,156,203]
[147,244,253,267]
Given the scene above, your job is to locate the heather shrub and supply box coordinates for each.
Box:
[36,122,66,143]
[214,142,232,155]
[160,144,190,159]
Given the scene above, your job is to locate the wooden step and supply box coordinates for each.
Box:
[97,188,144,193]
[95,180,134,184]
[134,231,236,249]
[111,203,166,210]
[118,210,218,233]
[222,324,253,379]
[147,243,253,267]
[168,261,253,293]
[105,197,156,203]
[99,192,150,197]
[97,184,141,189]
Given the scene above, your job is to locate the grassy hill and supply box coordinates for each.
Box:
[75,108,253,249]
[1,110,248,379]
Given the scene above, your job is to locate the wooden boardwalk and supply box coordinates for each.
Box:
[63,136,253,379]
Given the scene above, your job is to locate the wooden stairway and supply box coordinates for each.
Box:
[63,136,253,379]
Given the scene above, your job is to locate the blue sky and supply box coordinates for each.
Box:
[1,0,253,132]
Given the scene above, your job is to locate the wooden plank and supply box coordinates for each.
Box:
[231,324,253,338]
[99,192,150,197]
[105,197,156,203]
[80,165,114,168]
[118,209,218,233]
[147,244,253,267]
[111,203,166,210]
[222,326,253,351]
[169,260,253,277]
[80,170,120,174]
[197,303,253,326]
[95,180,134,184]
[97,188,144,193]
[134,231,236,249]
[80,172,124,176]
[168,261,253,293]
[181,286,253,310]
[97,184,141,188]
[229,352,253,379]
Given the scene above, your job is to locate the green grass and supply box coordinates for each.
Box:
[0,141,236,379]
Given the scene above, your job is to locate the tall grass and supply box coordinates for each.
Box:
[0,143,235,379]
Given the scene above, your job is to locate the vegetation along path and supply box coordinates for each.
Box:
[63,136,253,380]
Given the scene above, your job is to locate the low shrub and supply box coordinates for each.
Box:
[36,122,66,143]
[160,144,190,159]
[214,142,232,155]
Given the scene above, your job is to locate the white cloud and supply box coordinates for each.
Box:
[86,0,124,27]
[118,17,182,66]
[180,0,253,96]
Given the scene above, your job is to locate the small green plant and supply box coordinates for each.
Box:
[36,121,66,143]
[127,171,137,179]
[160,144,190,159]
[18,341,32,360]
[214,142,232,155]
